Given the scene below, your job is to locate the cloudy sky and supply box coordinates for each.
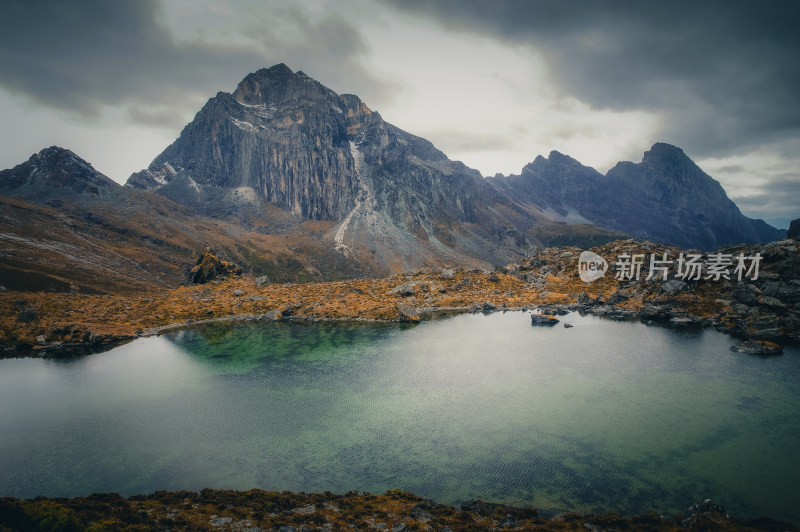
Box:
[1,0,797,228]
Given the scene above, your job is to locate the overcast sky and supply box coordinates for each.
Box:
[1,0,797,229]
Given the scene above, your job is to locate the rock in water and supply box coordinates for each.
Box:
[531,312,559,326]
[397,305,420,323]
[730,340,783,355]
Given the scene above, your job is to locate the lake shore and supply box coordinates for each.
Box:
[2,239,799,357]
[1,488,796,531]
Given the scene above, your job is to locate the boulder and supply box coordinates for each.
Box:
[454,277,471,289]
[440,269,455,280]
[530,312,559,326]
[262,310,283,321]
[391,282,417,297]
[397,305,420,323]
[16,308,38,322]
[187,248,242,284]
[732,283,760,305]
[605,290,629,305]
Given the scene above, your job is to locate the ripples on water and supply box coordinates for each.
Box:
[0,312,798,523]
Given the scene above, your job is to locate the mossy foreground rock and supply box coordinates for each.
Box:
[0,490,795,531]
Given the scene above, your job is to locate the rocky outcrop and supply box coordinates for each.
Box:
[187,248,242,284]
[730,340,783,355]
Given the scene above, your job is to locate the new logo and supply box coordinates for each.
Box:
[578,251,608,283]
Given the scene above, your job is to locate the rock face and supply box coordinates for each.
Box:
[129,64,358,221]
[0,146,119,203]
[492,143,784,250]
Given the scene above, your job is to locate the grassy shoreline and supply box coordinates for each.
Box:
[1,488,796,531]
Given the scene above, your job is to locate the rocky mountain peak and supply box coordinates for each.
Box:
[547,150,579,164]
[232,63,337,106]
[639,142,698,176]
[0,146,118,202]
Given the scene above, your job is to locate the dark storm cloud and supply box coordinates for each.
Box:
[0,0,392,126]
[385,0,800,158]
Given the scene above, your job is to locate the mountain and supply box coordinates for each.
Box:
[1,65,785,294]
[491,143,785,250]
[0,146,120,205]
[0,147,373,293]
[125,63,590,272]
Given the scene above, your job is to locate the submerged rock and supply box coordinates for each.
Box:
[730,340,783,355]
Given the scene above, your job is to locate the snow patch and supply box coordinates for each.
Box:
[187,176,201,193]
[230,117,258,133]
[145,169,166,185]
[164,162,177,176]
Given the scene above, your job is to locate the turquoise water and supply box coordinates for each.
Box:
[1,312,799,523]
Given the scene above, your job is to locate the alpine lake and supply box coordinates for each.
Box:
[1,311,798,524]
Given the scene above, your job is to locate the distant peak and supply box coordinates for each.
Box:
[31,146,91,168]
[36,145,77,158]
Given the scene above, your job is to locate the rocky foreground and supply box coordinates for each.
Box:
[1,239,799,356]
[0,489,796,531]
